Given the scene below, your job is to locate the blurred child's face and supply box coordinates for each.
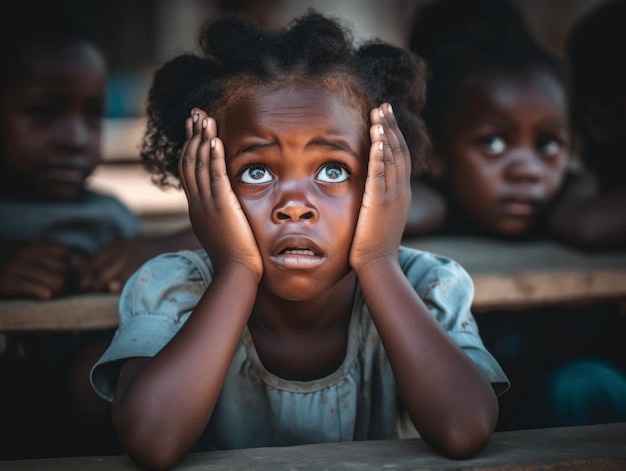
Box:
[0,41,106,201]
[219,85,369,300]
[439,69,569,236]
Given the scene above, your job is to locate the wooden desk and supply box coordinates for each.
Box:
[405,236,626,311]
[1,422,625,470]
[1,237,625,332]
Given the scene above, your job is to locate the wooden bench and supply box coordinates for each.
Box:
[1,237,625,332]
[1,422,625,470]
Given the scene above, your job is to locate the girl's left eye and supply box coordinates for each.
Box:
[315,163,350,183]
[240,166,273,184]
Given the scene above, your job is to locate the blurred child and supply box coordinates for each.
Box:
[91,11,509,470]
[0,0,199,459]
[548,0,626,250]
[403,0,532,238]
[409,0,570,240]
[407,0,626,431]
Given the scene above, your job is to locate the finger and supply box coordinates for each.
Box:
[195,117,213,198]
[2,271,65,299]
[179,111,204,198]
[380,103,410,185]
[187,107,205,139]
[208,136,232,205]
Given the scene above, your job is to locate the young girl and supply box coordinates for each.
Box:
[91,11,509,470]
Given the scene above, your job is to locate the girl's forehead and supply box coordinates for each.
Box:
[219,83,369,132]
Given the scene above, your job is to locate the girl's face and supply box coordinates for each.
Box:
[219,85,369,300]
[438,69,570,236]
[0,41,106,201]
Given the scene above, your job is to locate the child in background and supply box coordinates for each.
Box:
[409,0,570,240]
[548,0,626,250]
[0,1,200,302]
[91,11,509,470]
[407,0,626,431]
[0,0,199,459]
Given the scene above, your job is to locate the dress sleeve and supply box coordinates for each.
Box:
[399,247,511,396]
[90,250,211,401]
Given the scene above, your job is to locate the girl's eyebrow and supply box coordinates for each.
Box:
[307,138,361,159]
[229,138,362,160]
[229,142,276,160]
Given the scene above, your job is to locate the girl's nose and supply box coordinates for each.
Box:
[273,200,318,223]
[272,184,319,223]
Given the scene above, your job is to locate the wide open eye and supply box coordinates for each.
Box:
[240,165,273,184]
[315,163,350,183]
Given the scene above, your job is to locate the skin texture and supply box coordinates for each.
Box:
[111,86,499,470]
[434,69,570,237]
[0,41,201,300]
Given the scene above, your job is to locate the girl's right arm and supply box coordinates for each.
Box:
[111,110,262,471]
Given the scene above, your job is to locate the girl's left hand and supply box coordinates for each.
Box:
[349,104,411,272]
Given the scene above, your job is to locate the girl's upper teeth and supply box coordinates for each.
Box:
[284,249,314,255]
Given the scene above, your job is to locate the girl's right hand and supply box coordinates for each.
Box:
[179,108,263,281]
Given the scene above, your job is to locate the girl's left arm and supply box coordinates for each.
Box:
[350,104,498,459]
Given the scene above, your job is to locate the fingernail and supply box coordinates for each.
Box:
[202,118,208,128]
[378,125,384,135]
[388,104,393,114]
[379,108,384,118]
[378,142,384,150]
[210,138,216,149]
[193,112,199,123]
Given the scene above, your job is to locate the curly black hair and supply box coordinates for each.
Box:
[140,9,429,189]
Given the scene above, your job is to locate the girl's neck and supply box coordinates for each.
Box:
[249,271,357,335]
[247,271,357,381]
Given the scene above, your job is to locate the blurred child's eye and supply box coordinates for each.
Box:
[315,163,350,183]
[240,165,273,184]
[537,138,562,158]
[480,136,506,155]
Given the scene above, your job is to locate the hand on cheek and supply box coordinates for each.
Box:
[350,103,412,271]
[178,108,263,281]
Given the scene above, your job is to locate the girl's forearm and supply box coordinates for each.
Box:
[355,257,498,458]
[112,264,259,470]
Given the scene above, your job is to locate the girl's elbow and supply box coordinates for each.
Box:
[424,402,498,460]
[113,410,187,471]
[435,421,494,460]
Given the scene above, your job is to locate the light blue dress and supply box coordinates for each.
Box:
[91,246,510,450]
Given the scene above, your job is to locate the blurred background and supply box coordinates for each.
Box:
[85,0,609,232]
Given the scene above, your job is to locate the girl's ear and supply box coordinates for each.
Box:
[583,101,615,145]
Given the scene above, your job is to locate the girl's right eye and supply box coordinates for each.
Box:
[480,136,506,155]
[240,165,273,184]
